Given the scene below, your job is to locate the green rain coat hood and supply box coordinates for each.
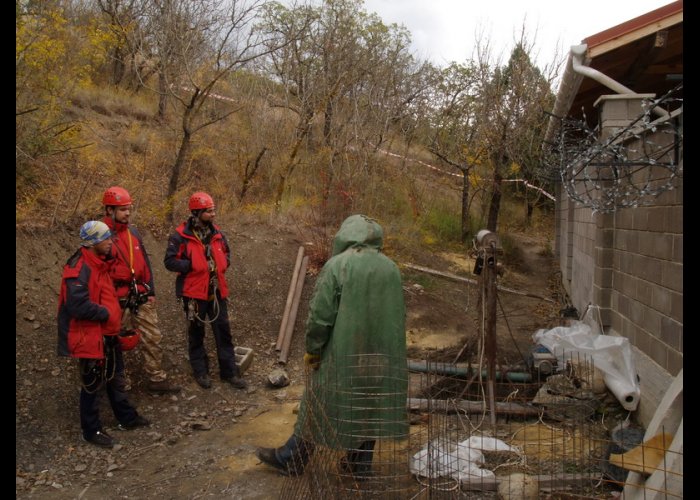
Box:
[330,214,384,256]
[294,215,408,449]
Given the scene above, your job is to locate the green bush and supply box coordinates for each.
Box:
[421,206,462,243]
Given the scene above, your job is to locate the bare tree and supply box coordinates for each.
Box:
[95,0,148,87]
[423,61,485,241]
[131,0,289,224]
[259,0,420,211]
[473,31,556,231]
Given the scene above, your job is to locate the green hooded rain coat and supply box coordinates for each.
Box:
[294,215,408,449]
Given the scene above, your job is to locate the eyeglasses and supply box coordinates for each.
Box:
[204,208,216,214]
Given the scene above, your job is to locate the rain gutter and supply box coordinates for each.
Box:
[544,43,671,148]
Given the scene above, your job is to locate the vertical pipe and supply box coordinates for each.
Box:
[484,242,498,427]
[279,255,309,364]
[276,246,305,351]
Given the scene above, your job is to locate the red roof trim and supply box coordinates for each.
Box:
[583,0,683,49]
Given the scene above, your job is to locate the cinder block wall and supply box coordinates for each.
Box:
[556,190,595,314]
[610,187,683,375]
[609,154,683,425]
[553,102,683,427]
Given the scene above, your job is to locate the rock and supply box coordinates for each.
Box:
[267,368,290,388]
[75,464,87,472]
[190,421,211,431]
[497,473,539,500]
[107,464,119,472]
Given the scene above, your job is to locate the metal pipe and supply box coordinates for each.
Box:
[278,255,309,364]
[406,360,532,382]
[570,44,669,119]
[276,246,305,351]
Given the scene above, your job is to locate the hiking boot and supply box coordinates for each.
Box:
[83,430,115,448]
[194,373,212,389]
[223,375,248,390]
[147,379,181,394]
[256,447,289,476]
[118,415,151,431]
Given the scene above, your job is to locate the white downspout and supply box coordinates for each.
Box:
[570,44,669,119]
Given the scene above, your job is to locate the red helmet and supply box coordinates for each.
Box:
[118,329,141,351]
[103,186,132,207]
[189,191,215,210]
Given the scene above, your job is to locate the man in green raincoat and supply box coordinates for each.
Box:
[256,215,408,478]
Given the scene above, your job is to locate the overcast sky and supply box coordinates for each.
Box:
[361,0,675,68]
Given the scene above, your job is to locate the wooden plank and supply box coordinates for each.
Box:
[458,473,600,492]
[402,262,555,303]
[407,398,541,417]
[278,255,309,364]
[610,433,673,475]
[276,246,305,351]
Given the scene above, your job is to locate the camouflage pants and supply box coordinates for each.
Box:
[121,300,167,382]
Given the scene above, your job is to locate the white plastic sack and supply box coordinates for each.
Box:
[532,320,640,411]
[409,436,517,483]
[462,436,518,453]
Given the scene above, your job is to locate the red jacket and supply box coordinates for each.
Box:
[57,248,122,359]
[102,217,155,299]
[164,219,231,300]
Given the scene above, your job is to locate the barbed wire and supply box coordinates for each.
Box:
[542,83,683,213]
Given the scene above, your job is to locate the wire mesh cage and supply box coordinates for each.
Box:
[278,350,681,498]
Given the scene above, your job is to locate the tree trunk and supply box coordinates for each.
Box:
[157,70,168,120]
[111,46,125,86]
[460,170,471,242]
[275,113,313,211]
[239,147,267,202]
[323,100,333,146]
[166,112,192,225]
[487,170,502,232]
[274,133,305,210]
[526,199,534,225]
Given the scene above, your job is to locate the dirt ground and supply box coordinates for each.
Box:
[15,212,560,499]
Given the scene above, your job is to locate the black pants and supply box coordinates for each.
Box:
[184,293,239,380]
[79,337,137,438]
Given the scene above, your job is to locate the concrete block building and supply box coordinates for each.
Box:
[543,1,683,427]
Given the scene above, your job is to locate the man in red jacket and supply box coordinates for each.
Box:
[102,186,180,394]
[164,192,247,390]
[57,221,150,448]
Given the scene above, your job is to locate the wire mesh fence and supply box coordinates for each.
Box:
[278,351,682,498]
